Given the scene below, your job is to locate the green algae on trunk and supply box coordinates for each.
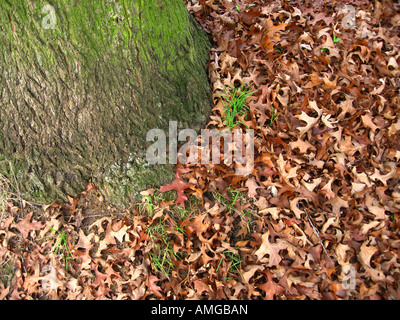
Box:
[0,0,212,207]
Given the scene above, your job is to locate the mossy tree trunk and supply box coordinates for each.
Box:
[0,0,211,206]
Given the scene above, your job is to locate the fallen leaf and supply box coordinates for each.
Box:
[254,231,288,267]
[257,269,285,300]
[245,177,260,197]
[11,212,45,239]
[159,165,191,207]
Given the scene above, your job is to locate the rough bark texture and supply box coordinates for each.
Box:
[0,0,211,207]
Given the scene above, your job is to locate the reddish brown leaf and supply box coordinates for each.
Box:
[257,269,285,300]
[11,212,44,239]
[159,165,191,207]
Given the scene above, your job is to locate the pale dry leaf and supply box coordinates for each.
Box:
[337,99,356,120]
[321,113,337,128]
[277,154,298,187]
[254,231,288,267]
[242,265,264,284]
[295,101,322,137]
[289,197,307,220]
[301,178,322,192]
[320,178,336,200]
[359,242,378,268]
[328,196,349,215]
[335,243,351,266]
[338,135,365,156]
[259,207,280,220]
[361,220,383,235]
[352,168,372,188]
[388,118,400,136]
[369,165,396,186]
[361,113,380,132]
[370,78,386,95]
[351,182,366,194]
[289,138,316,154]
[245,178,260,198]
[365,194,387,220]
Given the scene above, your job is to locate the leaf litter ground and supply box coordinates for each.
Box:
[1,0,400,300]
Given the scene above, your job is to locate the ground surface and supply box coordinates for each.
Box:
[0,0,400,300]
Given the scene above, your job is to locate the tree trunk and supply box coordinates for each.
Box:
[0,0,211,207]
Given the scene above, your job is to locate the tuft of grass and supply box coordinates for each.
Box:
[50,227,73,271]
[269,106,280,126]
[216,249,243,280]
[148,242,176,278]
[0,169,40,289]
[145,219,177,278]
[212,187,245,210]
[137,192,204,278]
[221,85,256,129]
[137,192,203,278]
[236,4,256,12]
[274,45,283,54]
[213,188,253,233]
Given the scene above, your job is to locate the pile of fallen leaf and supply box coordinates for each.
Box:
[1,0,400,299]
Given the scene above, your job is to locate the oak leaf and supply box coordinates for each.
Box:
[242,265,264,284]
[245,178,260,198]
[261,18,287,50]
[91,265,108,289]
[301,178,322,192]
[361,113,380,132]
[295,101,322,137]
[359,242,378,269]
[194,279,214,298]
[80,181,98,197]
[147,275,163,298]
[338,135,365,156]
[369,165,396,186]
[254,231,287,267]
[159,165,191,207]
[365,194,387,220]
[289,138,316,154]
[320,178,336,200]
[257,269,285,300]
[277,154,298,187]
[12,212,44,239]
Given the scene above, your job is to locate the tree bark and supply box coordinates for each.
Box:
[0,0,211,206]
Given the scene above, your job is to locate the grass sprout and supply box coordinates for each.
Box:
[50,227,73,271]
[216,249,243,280]
[213,188,253,233]
[146,219,177,278]
[269,106,280,126]
[222,85,256,129]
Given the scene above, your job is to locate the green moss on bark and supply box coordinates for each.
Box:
[0,0,211,207]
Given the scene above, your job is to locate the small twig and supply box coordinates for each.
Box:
[304,208,334,265]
